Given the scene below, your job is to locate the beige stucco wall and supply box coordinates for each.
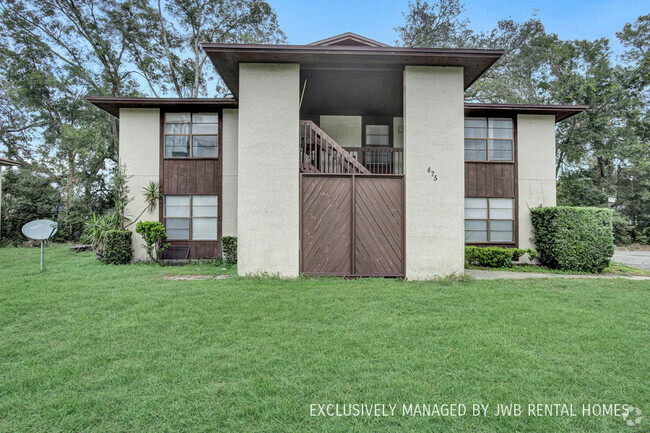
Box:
[319,115,362,148]
[403,66,465,279]
[517,114,557,250]
[221,108,238,237]
[119,108,160,261]
[238,63,300,277]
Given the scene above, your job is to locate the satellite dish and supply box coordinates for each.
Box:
[21,219,58,271]
[22,219,58,240]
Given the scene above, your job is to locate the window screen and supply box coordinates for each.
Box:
[464,118,513,161]
[164,195,218,240]
[464,198,514,243]
[165,112,219,158]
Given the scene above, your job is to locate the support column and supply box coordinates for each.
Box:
[237,63,300,277]
[403,66,465,279]
[517,114,556,250]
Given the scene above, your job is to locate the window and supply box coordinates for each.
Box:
[365,124,390,166]
[464,118,513,161]
[164,195,218,240]
[164,112,219,158]
[464,198,514,242]
[365,125,390,146]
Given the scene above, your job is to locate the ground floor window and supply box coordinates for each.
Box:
[464,198,514,242]
[164,195,218,240]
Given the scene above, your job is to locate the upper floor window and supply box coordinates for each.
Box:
[165,112,219,158]
[464,118,513,162]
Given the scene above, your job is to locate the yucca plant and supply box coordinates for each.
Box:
[84,212,120,254]
[125,181,162,228]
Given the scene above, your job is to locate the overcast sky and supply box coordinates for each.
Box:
[271,0,648,53]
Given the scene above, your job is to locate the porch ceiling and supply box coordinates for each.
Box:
[299,68,403,117]
[202,44,504,98]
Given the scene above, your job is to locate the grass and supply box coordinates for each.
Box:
[467,262,650,277]
[1,244,649,432]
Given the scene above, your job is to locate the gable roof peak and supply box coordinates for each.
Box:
[308,32,391,48]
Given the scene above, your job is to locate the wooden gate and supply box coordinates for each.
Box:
[300,174,404,277]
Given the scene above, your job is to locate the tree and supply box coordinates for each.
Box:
[128,0,285,98]
[1,167,61,243]
[395,0,469,48]
[0,0,286,242]
[397,1,650,243]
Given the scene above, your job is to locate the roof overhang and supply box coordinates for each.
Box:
[0,157,20,167]
[86,97,589,123]
[201,43,504,98]
[86,97,238,117]
[465,103,589,122]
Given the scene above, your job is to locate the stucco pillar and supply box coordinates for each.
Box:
[517,114,557,250]
[403,66,465,279]
[221,108,238,237]
[237,63,300,277]
[119,108,160,261]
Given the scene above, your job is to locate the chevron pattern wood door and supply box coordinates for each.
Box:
[301,174,404,277]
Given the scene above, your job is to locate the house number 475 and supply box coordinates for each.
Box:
[427,167,438,181]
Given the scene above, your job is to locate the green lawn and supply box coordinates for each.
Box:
[1,245,648,432]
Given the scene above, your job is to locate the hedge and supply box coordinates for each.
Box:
[221,236,237,264]
[103,230,132,265]
[465,246,536,268]
[530,206,614,273]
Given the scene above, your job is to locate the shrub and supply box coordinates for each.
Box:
[83,212,121,254]
[612,211,633,245]
[135,221,169,263]
[530,206,614,273]
[465,246,536,268]
[222,236,237,264]
[103,230,132,265]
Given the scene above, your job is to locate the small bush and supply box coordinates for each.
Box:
[612,211,633,245]
[530,206,614,273]
[135,221,169,263]
[221,236,237,264]
[103,230,132,265]
[465,246,536,268]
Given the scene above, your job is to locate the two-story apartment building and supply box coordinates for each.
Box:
[88,32,587,279]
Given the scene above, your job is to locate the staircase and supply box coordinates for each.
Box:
[299,120,369,174]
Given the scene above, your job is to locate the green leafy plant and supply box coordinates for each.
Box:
[84,212,121,254]
[103,230,132,265]
[135,221,169,264]
[465,246,536,268]
[221,236,237,264]
[530,206,614,273]
[125,181,162,228]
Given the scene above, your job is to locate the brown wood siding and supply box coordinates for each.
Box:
[167,240,220,259]
[159,109,223,259]
[301,174,404,277]
[464,116,519,247]
[464,162,515,198]
[162,159,220,194]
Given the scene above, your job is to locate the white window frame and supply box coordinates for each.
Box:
[164,195,219,241]
[464,198,515,243]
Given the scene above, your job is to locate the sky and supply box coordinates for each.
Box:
[270,0,648,53]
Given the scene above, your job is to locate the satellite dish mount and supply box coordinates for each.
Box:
[21,219,58,271]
